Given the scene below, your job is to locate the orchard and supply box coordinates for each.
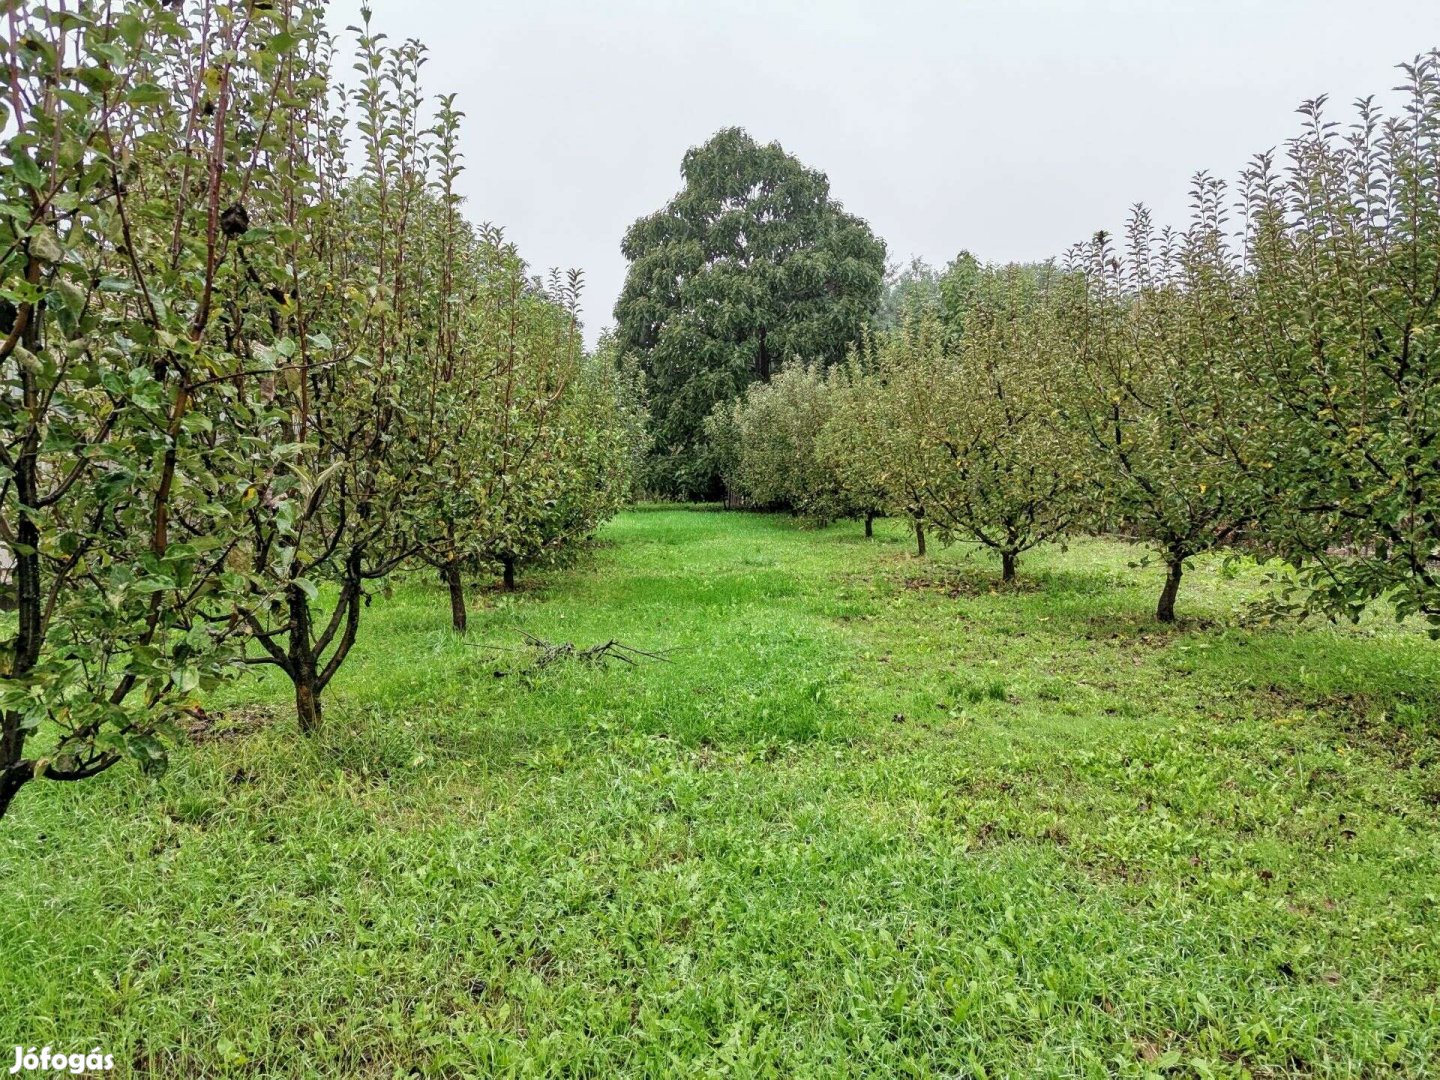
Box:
[2,6,1438,1075]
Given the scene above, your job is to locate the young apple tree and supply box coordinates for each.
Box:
[864,314,962,557]
[0,0,319,814]
[1062,191,1258,622]
[719,362,849,523]
[233,19,450,729]
[816,352,891,537]
[909,264,1086,583]
[1238,56,1440,631]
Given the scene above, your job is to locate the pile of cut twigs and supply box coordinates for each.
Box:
[470,630,673,673]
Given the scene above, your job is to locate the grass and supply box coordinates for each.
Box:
[2,507,1438,1078]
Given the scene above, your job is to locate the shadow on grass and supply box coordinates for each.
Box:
[902,563,1137,600]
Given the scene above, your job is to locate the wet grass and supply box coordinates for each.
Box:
[1,508,1437,1077]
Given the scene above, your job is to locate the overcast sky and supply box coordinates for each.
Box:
[329,1,1440,347]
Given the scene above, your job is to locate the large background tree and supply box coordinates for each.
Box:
[614,127,886,499]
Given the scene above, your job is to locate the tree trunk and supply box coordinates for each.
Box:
[286,584,323,734]
[294,670,322,734]
[1001,551,1017,583]
[1156,554,1184,623]
[914,515,926,557]
[757,324,771,382]
[864,512,874,538]
[2,352,44,819]
[502,556,516,592]
[444,561,467,634]
[0,764,27,820]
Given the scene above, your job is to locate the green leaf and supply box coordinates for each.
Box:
[116,12,144,48]
[28,228,63,264]
[9,148,44,190]
[125,82,169,106]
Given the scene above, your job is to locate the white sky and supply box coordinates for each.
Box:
[330,1,1440,347]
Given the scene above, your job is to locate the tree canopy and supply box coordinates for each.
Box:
[0,0,642,817]
[614,127,886,499]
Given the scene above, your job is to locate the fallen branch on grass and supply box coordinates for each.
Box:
[469,630,674,672]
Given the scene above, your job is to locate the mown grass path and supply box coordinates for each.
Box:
[2,508,1438,1077]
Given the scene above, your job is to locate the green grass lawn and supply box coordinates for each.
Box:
[2,508,1438,1078]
